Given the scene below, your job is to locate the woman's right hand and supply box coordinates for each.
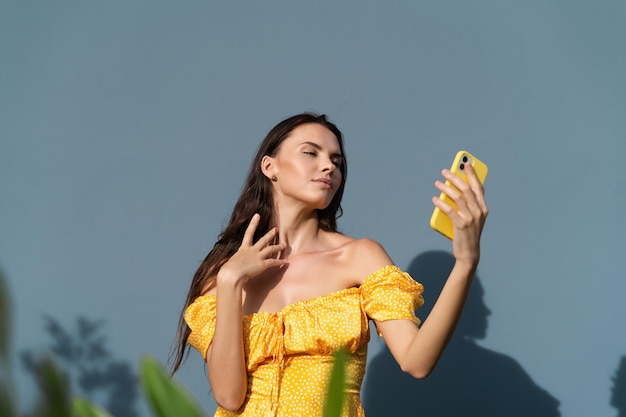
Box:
[217,214,286,287]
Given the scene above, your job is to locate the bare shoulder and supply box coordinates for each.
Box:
[343,238,395,285]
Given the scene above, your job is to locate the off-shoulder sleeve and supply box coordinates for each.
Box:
[184,295,217,360]
[361,265,424,328]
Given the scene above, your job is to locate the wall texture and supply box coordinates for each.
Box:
[1,1,625,416]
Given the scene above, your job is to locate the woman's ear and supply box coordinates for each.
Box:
[261,155,277,180]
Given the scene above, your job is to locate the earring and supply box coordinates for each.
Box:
[271,175,277,182]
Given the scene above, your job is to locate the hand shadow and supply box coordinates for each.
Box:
[363,250,561,417]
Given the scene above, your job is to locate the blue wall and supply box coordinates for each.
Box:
[1,1,625,416]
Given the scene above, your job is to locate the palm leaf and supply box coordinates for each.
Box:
[140,356,205,417]
[33,358,71,417]
[323,348,348,417]
[71,397,115,417]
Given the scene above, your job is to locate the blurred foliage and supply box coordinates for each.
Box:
[0,268,15,417]
[4,353,348,417]
[0,269,10,358]
[30,358,71,417]
[72,398,114,417]
[21,316,139,417]
[140,357,204,417]
[324,348,348,417]
[0,267,348,417]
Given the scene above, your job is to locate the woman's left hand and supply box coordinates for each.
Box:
[433,163,489,266]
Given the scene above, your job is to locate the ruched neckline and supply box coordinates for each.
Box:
[184,265,424,417]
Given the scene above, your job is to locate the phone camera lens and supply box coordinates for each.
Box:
[462,156,468,163]
[459,163,465,170]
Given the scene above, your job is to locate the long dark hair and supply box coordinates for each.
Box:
[170,113,348,374]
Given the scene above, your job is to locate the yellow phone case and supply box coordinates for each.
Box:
[430,150,488,240]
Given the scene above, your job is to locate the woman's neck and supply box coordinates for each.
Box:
[274,205,325,257]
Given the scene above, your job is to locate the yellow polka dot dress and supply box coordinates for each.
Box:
[184,265,424,417]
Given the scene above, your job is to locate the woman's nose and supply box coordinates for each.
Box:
[322,156,336,173]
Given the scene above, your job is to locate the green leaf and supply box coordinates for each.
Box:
[71,398,115,417]
[0,269,15,417]
[0,387,15,417]
[34,358,71,417]
[140,356,205,417]
[0,269,10,359]
[323,348,348,417]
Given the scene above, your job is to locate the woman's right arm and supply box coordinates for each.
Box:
[206,214,286,411]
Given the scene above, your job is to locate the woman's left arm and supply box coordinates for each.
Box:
[377,163,488,378]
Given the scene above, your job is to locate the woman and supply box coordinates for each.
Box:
[171,113,488,416]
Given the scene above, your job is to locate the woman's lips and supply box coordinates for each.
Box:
[313,178,332,189]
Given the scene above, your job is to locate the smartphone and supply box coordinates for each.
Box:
[430,150,488,240]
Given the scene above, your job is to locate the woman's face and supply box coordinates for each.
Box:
[266,123,343,210]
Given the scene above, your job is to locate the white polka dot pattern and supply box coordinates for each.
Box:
[184,265,424,417]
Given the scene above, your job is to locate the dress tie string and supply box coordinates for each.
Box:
[269,314,286,416]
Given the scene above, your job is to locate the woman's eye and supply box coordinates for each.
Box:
[304,151,316,156]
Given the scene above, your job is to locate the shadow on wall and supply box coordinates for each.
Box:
[21,316,139,417]
[612,356,626,417]
[363,250,561,417]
